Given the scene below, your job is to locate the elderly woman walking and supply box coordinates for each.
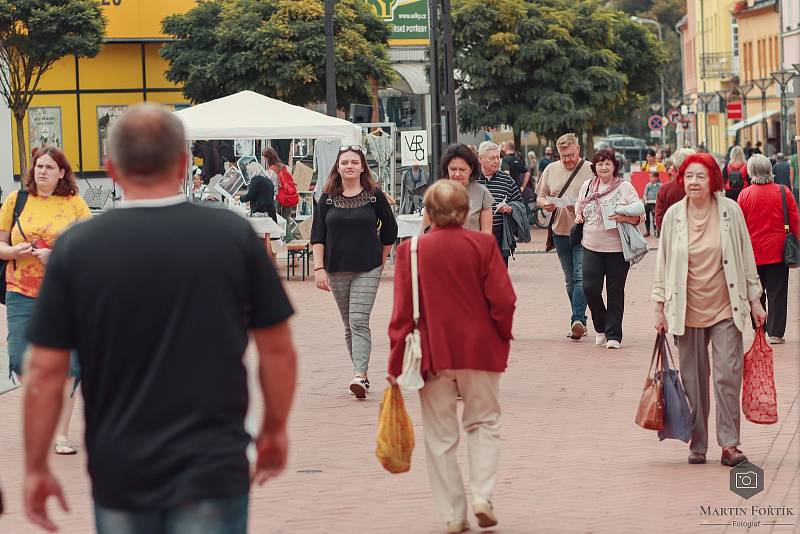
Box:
[574,149,643,349]
[388,180,516,533]
[737,154,800,344]
[653,153,766,466]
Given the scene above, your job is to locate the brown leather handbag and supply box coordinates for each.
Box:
[635,333,665,430]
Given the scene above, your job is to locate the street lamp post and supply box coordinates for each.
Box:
[770,70,797,155]
[697,92,716,150]
[737,82,754,145]
[752,78,773,151]
[717,88,734,149]
[324,0,336,116]
[631,16,665,118]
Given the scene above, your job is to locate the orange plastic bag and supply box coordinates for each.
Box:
[742,328,778,425]
[376,385,415,473]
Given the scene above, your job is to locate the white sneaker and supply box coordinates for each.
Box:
[595,333,607,346]
[349,377,367,399]
[570,321,586,340]
[768,336,785,345]
[446,520,470,533]
[606,340,621,349]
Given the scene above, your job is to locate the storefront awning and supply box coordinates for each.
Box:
[392,63,429,95]
[727,109,780,136]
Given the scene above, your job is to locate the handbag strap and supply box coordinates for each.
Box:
[546,159,586,232]
[410,235,420,326]
[780,184,790,234]
[659,332,678,372]
[647,332,663,378]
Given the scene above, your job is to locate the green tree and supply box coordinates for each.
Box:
[453,0,664,149]
[0,0,105,176]
[161,0,394,110]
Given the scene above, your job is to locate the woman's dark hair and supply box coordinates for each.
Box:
[646,148,656,158]
[323,147,377,196]
[262,146,282,168]
[440,143,480,182]
[590,148,620,177]
[26,146,79,197]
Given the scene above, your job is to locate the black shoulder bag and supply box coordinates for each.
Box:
[780,185,800,269]
[0,191,30,305]
[569,179,594,247]
[545,159,585,252]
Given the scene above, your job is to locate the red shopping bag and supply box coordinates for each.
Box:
[742,328,778,425]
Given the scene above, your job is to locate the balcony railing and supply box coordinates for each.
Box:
[700,52,738,79]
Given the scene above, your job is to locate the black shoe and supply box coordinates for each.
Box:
[688,452,706,464]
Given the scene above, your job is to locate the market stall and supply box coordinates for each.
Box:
[173,91,362,248]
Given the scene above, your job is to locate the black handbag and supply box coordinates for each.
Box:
[569,178,592,247]
[780,185,799,269]
[0,191,30,305]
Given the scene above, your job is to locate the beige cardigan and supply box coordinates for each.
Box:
[652,195,762,335]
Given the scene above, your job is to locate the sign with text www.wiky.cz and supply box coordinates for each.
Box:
[400,130,428,166]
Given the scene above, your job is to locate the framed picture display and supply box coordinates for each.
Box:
[234,139,255,157]
[237,155,264,186]
[97,106,127,165]
[28,107,63,150]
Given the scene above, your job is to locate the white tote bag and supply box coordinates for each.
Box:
[397,236,425,391]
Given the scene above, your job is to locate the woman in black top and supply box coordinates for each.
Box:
[239,174,276,221]
[311,146,398,398]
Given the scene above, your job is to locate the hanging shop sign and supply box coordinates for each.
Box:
[369,0,429,46]
[400,130,428,166]
[28,107,63,150]
[727,101,743,120]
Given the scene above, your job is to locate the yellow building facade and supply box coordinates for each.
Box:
[734,0,782,155]
[691,0,738,154]
[11,1,196,178]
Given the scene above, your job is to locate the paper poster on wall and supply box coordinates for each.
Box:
[97,106,127,165]
[234,139,254,157]
[400,130,427,166]
[28,107,63,150]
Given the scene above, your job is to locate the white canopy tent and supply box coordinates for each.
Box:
[173,90,361,144]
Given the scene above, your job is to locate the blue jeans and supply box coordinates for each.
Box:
[552,234,587,326]
[95,495,249,534]
[6,291,80,381]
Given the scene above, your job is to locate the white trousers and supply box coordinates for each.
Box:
[419,369,502,522]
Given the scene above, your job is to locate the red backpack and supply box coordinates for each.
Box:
[276,165,299,207]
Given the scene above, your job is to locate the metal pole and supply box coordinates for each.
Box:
[761,89,767,148]
[441,0,457,145]
[324,0,336,116]
[428,0,442,179]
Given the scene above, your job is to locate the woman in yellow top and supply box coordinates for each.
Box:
[641,149,666,173]
[0,146,91,455]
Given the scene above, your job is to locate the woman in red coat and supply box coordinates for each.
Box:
[387,180,516,533]
[738,153,800,344]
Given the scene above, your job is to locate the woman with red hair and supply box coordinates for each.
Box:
[652,152,766,467]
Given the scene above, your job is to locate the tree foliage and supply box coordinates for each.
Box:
[161,0,394,109]
[0,0,105,175]
[452,0,666,144]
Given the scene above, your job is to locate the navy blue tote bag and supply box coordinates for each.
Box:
[656,333,693,442]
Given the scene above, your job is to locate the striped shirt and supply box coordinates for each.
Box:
[477,171,523,229]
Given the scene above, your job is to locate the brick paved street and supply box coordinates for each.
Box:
[0,230,798,533]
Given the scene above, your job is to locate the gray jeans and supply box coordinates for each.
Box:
[678,318,743,454]
[327,266,382,375]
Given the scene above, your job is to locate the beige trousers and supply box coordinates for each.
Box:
[419,369,502,522]
[677,318,744,454]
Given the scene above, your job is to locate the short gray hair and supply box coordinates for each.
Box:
[108,103,186,179]
[672,147,696,170]
[556,133,578,149]
[478,141,500,157]
[747,153,774,184]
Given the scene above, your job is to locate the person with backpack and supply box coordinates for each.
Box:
[263,147,299,222]
[723,146,749,201]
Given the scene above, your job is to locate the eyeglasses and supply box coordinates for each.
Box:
[339,145,363,153]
